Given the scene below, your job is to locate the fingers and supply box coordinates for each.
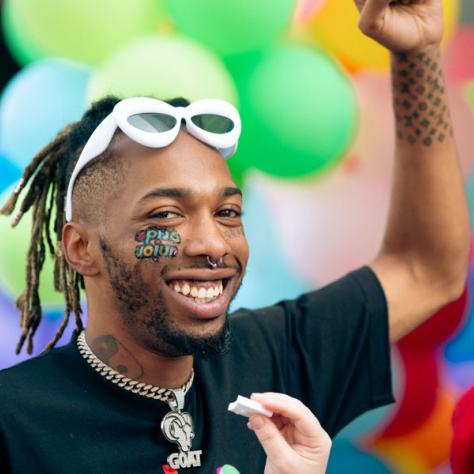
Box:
[250,392,325,439]
[247,414,293,463]
[358,0,390,37]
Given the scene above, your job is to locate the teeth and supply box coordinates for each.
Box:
[170,279,226,300]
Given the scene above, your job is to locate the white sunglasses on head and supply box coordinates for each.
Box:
[65,97,242,222]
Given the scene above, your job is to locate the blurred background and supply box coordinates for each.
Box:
[0,0,474,472]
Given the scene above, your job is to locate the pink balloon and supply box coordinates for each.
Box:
[293,0,325,24]
[444,26,474,86]
[259,72,474,285]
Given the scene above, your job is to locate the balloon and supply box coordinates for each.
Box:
[327,439,392,474]
[444,27,474,85]
[445,266,474,364]
[88,36,237,105]
[293,0,326,24]
[259,72,474,285]
[164,0,295,56]
[446,361,474,392]
[224,44,358,179]
[461,0,474,24]
[229,179,312,312]
[375,390,456,471]
[0,155,21,194]
[0,58,91,168]
[0,187,64,308]
[2,0,161,66]
[0,288,85,366]
[308,0,460,71]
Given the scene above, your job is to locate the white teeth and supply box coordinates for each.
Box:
[170,279,226,300]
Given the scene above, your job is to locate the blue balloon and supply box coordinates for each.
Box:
[327,439,392,474]
[0,58,91,168]
[445,267,474,363]
[229,182,312,312]
[0,155,21,193]
[0,288,86,369]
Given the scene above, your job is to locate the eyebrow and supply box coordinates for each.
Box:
[138,186,242,203]
[223,186,242,197]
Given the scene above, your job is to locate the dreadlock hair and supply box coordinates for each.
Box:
[0,95,191,355]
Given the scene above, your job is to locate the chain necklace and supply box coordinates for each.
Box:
[76,330,202,470]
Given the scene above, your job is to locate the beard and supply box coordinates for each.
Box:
[99,237,239,358]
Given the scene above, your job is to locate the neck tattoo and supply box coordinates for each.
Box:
[76,331,202,470]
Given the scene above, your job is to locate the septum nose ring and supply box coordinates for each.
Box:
[207,256,222,269]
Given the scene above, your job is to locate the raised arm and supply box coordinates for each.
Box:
[355,0,469,342]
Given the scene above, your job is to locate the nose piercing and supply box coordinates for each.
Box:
[207,256,222,268]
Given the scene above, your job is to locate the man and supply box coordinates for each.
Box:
[0,0,468,472]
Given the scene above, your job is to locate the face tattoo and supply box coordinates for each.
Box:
[135,226,180,261]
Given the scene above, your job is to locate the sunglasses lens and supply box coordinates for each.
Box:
[128,113,177,132]
[191,114,234,134]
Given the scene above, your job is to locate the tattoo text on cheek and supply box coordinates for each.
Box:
[135,226,181,261]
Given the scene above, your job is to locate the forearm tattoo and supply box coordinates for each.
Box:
[392,48,453,147]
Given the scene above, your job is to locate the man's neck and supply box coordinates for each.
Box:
[84,324,193,389]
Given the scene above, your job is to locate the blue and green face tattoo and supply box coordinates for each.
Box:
[134,226,181,262]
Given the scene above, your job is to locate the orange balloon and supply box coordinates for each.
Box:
[306,0,459,72]
[373,390,456,470]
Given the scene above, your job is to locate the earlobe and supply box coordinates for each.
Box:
[62,223,100,277]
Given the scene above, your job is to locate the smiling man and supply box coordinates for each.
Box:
[0,0,470,473]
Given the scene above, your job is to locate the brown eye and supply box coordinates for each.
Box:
[149,211,181,219]
[218,209,242,218]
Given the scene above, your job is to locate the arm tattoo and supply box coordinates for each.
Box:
[392,48,453,147]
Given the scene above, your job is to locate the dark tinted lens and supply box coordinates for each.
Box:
[127,113,177,132]
[191,114,234,134]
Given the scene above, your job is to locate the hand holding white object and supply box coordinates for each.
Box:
[247,392,331,474]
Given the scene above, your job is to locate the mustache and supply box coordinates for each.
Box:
[160,258,242,276]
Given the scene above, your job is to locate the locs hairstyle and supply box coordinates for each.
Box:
[0,95,191,355]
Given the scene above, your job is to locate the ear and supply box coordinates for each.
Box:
[62,222,100,277]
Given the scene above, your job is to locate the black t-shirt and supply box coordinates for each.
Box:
[0,266,394,474]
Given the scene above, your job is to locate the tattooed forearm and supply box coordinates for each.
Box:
[391,46,452,147]
[91,334,145,379]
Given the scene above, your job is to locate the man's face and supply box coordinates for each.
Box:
[96,130,249,357]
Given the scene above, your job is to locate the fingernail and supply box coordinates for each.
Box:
[248,415,265,430]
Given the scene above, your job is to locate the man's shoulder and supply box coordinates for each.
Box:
[0,343,73,397]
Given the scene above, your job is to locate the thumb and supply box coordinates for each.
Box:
[358,0,389,36]
[248,415,291,462]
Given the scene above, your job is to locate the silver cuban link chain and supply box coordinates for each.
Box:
[76,330,194,404]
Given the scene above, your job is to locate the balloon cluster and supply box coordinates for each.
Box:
[0,0,474,472]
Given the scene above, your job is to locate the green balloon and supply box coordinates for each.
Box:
[3,0,160,66]
[0,190,64,308]
[88,35,238,104]
[225,44,359,178]
[164,0,296,56]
